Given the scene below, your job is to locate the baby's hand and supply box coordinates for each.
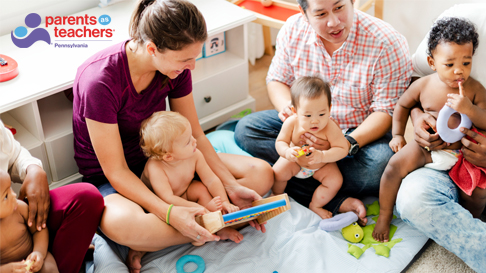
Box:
[26,251,44,272]
[307,148,325,165]
[222,201,240,214]
[285,147,300,162]
[447,82,473,115]
[389,135,407,152]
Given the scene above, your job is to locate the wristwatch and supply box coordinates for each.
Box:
[345,135,359,156]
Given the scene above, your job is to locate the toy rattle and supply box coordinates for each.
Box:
[436,105,472,143]
[295,144,312,158]
[196,194,290,233]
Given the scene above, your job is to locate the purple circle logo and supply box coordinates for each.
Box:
[11,13,51,48]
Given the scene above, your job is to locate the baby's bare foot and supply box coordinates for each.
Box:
[309,204,333,219]
[126,249,145,273]
[217,228,244,243]
[205,196,222,212]
[339,197,368,226]
[372,213,393,242]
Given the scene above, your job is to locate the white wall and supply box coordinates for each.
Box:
[0,0,100,37]
[383,0,485,55]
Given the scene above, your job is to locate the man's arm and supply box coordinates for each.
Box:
[349,38,412,148]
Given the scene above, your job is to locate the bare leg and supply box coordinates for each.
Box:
[373,141,430,242]
[186,180,222,212]
[272,157,301,195]
[100,194,199,272]
[338,198,368,226]
[218,153,274,197]
[460,187,486,218]
[38,252,59,273]
[310,163,343,219]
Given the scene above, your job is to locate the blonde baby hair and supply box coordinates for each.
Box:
[140,111,189,160]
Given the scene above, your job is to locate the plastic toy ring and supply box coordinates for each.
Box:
[176,255,205,273]
[436,105,472,143]
[424,146,430,152]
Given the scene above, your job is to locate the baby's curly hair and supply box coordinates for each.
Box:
[140,111,188,160]
[427,17,479,57]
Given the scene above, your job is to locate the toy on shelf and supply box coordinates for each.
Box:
[261,0,273,7]
[196,194,290,233]
[295,144,312,158]
[0,54,19,82]
[4,124,17,135]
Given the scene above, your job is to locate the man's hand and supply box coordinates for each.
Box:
[225,184,266,233]
[278,103,294,122]
[413,111,447,151]
[461,127,486,168]
[18,165,50,231]
[299,133,331,150]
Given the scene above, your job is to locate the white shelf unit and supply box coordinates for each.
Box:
[0,0,256,189]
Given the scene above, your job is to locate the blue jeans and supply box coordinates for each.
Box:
[396,168,486,272]
[234,110,394,215]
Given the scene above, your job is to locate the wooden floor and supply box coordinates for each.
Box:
[248,54,274,112]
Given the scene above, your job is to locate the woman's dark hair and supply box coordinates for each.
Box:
[129,0,207,52]
[427,17,479,57]
[291,76,332,109]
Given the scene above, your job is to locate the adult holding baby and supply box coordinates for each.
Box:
[0,119,104,273]
[234,0,412,224]
[72,0,273,272]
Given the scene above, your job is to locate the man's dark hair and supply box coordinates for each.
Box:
[427,17,479,57]
[297,0,354,14]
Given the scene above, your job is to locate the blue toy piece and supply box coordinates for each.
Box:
[319,211,358,232]
[176,255,205,273]
[436,105,472,143]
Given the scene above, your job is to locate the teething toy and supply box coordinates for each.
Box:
[176,255,205,273]
[436,105,472,143]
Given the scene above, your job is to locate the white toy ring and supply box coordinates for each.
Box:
[436,105,472,143]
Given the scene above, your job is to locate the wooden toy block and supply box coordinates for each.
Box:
[195,193,291,234]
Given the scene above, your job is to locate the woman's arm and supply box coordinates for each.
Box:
[460,127,486,168]
[86,119,171,219]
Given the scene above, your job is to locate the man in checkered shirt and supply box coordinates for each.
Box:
[235,0,412,224]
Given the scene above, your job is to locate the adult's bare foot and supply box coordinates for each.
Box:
[126,249,145,273]
[338,197,367,226]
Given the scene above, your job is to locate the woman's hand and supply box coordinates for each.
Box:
[26,251,44,273]
[461,127,486,168]
[18,165,50,231]
[413,111,448,151]
[225,184,267,233]
[168,205,220,245]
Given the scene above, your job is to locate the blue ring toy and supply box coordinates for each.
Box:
[176,255,205,273]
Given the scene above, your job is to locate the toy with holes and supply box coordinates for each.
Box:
[195,194,291,233]
[295,144,312,158]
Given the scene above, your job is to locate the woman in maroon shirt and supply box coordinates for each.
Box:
[72,0,273,271]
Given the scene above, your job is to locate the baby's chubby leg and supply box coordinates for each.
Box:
[373,141,431,242]
[460,187,486,218]
[310,163,343,219]
[272,157,301,195]
[186,180,222,212]
[38,252,59,273]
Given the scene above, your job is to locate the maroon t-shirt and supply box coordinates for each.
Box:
[73,40,192,177]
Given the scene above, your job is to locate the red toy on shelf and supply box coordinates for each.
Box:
[0,54,19,82]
